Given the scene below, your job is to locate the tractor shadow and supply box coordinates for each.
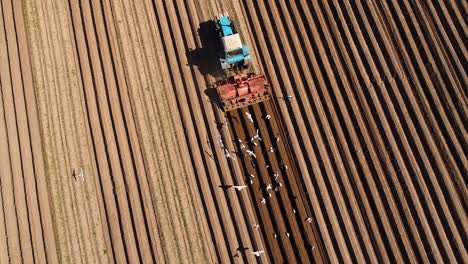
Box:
[186,20,224,78]
[204,84,223,110]
[187,20,226,111]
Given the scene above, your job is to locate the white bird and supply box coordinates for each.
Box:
[286,232,290,238]
[281,163,288,170]
[233,185,247,191]
[285,95,293,100]
[261,198,266,204]
[217,134,224,148]
[251,250,264,257]
[251,129,262,142]
[245,112,254,123]
[249,179,253,185]
[78,168,85,181]
[253,224,260,229]
[246,150,256,158]
[273,233,277,239]
[266,184,273,191]
[240,143,246,151]
[265,114,271,120]
[225,149,236,160]
[292,209,297,214]
[276,136,280,143]
[268,146,276,152]
[273,172,279,181]
[249,174,255,178]
[306,217,313,223]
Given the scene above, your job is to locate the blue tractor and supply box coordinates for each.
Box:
[217,14,251,72]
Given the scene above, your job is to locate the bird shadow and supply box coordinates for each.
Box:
[218,184,233,191]
[205,85,224,110]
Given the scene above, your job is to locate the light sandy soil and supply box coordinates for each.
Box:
[0,0,466,263]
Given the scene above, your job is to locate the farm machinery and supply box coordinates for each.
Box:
[216,72,271,111]
[215,14,271,111]
[216,14,251,71]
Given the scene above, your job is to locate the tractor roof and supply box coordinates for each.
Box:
[222,34,242,52]
[219,16,233,36]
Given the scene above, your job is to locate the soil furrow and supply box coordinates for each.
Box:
[1,0,466,262]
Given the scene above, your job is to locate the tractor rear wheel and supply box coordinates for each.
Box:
[224,68,230,78]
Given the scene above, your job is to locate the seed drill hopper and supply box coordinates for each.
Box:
[216,72,271,111]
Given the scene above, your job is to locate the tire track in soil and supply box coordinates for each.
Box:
[335,1,466,261]
[278,0,392,260]
[185,0,282,261]
[150,0,230,261]
[428,1,468,85]
[109,0,194,262]
[68,0,125,261]
[100,0,169,261]
[381,0,468,218]
[373,1,467,260]
[164,1,225,260]
[46,0,99,262]
[398,0,468,171]
[319,1,435,261]
[27,0,83,259]
[78,0,155,262]
[279,0,389,261]
[147,0,220,261]
[193,7,260,264]
[150,0,262,262]
[355,1,463,260]
[0,0,60,262]
[26,0,74,259]
[13,1,64,262]
[229,107,299,263]
[227,100,329,263]
[2,0,466,262]
[0,0,37,262]
[0,58,23,263]
[0,3,26,262]
[105,0,220,262]
[265,100,328,263]
[88,0,160,262]
[292,0,388,259]
[422,1,468,91]
[24,0,112,261]
[265,0,375,261]
[237,0,345,261]
[324,1,444,262]
[223,0,468,260]
[232,0,346,262]
[302,0,466,260]
[180,0,274,262]
[242,0,359,262]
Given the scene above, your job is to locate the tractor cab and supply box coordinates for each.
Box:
[217,15,251,70]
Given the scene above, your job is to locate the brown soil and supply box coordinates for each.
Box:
[0,0,466,263]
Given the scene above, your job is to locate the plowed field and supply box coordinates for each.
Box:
[0,0,466,263]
